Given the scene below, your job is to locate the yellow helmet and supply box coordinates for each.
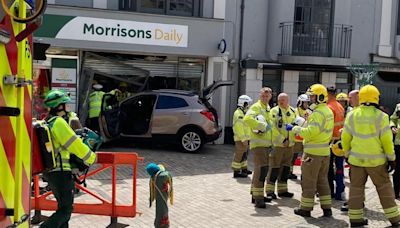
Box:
[306,84,328,103]
[359,85,380,105]
[331,141,344,157]
[336,92,349,101]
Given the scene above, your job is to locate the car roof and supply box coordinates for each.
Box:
[150,89,197,97]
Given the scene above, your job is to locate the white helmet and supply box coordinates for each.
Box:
[297,94,310,107]
[256,114,266,124]
[237,95,253,108]
[93,84,103,90]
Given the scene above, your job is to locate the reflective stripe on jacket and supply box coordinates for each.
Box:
[243,100,272,149]
[342,106,395,167]
[233,108,251,142]
[50,117,97,171]
[270,106,296,147]
[298,103,334,156]
[89,91,105,118]
[327,99,345,140]
[390,103,400,145]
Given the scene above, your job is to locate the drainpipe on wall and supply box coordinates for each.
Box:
[237,0,245,99]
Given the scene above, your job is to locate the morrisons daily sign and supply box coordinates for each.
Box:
[38,16,188,47]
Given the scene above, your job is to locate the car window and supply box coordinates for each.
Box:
[156,95,189,109]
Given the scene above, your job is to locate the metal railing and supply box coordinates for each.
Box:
[280,22,352,58]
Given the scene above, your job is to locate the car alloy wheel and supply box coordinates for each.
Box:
[181,131,202,152]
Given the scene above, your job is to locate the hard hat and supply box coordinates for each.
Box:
[359,85,380,105]
[93,84,103,90]
[293,116,306,127]
[237,95,253,108]
[297,94,310,103]
[119,81,128,87]
[331,141,344,157]
[307,84,328,103]
[44,90,71,108]
[336,93,349,101]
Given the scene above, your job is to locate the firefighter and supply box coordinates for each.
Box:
[342,85,400,227]
[117,81,131,101]
[266,93,296,199]
[348,90,359,109]
[244,87,273,208]
[390,103,400,198]
[337,92,352,116]
[232,95,253,178]
[289,94,312,179]
[88,83,105,132]
[40,90,97,228]
[287,84,334,217]
[327,87,346,201]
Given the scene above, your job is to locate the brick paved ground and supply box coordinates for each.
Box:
[32,142,398,227]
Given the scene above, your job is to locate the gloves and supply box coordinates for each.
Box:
[388,161,396,173]
[285,124,294,131]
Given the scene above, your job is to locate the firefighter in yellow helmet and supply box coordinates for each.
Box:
[231,95,253,178]
[336,92,352,116]
[286,84,334,217]
[266,93,296,199]
[40,90,97,228]
[244,87,274,208]
[342,85,400,227]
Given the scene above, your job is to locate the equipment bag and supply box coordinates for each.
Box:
[32,117,58,175]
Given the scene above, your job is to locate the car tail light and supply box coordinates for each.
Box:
[200,110,215,122]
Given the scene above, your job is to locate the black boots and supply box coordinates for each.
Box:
[294,208,311,217]
[254,199,266,208]
[267,193,277,200]
[323,209,332,217]
[251,196,272,204]
[242,169,252,175]
[233,171,248,178]
[350,219,368,227]
[278,192,294,198]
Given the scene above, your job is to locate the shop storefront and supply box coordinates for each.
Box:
[34,5,229,135]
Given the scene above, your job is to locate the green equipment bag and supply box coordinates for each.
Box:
[71,127,102,172]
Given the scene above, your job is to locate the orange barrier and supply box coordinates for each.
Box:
[31,152,144,227]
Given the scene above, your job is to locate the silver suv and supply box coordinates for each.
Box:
[99,81,233,152]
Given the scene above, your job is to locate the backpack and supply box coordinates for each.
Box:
[32,117,58,175]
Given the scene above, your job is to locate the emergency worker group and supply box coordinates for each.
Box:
[231,83,400,227]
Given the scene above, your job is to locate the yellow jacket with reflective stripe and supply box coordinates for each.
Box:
[342,106,395,167]
[390,103,400,145]
[233,108,251,142]
[270,106,296,147]
[89,91,105,118]
[243,100,272,149]
[298,103,334,156]
[49,117,97,171]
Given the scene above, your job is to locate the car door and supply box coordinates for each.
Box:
[99,93,121,140]
[152,95,191,135]
[119,94,157,138]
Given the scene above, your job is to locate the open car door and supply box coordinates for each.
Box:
[99,93,121,140]
[199,80,234,126]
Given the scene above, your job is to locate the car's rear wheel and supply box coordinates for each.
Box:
[179,128,204,153]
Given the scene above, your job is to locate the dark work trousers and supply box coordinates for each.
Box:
[393,145,400,197]
[328,152,345,199]
[40,171,74,228]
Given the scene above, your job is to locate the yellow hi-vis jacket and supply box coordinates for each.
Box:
[270,106,296,147]
[244,100,272,150]
[233,108,251,142]
[294,107,311,142]
[297,103,334,156]
[342,106,395,167]
[49,116,97,171]
[390,103,400,145]
[89,91,105,118]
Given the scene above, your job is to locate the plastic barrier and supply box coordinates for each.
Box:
[31,152,144,227]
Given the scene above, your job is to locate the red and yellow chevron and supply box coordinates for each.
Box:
[0,1,32,227]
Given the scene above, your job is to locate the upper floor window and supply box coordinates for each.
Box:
[119,0,201,17]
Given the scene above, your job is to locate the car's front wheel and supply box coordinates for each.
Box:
[179,128,204,153]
